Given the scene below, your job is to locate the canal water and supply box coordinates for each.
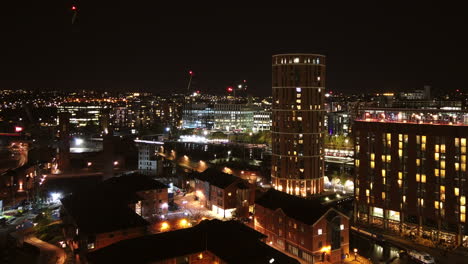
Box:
[351,233,417,263]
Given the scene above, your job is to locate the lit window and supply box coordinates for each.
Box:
[340,224,344,230]
[318,229,323,235]
[398,149,403,157]
[370,161,375,169]
[382,192,386,200]
[371,153,375,160]
[455,163,460,171]
[381,170,386,177]
[462,138,467,147]
[296,88,302,93]
[461,214,466,223]
[435,144,440,153]
[441,144,446,153]
[461,196,466,206]
[455,138,460,147]
[366,189,370,197]
[435,201,440,209]
[441,161,445,170]
[422,136,426,144]
[398,172,403,180]
[416,159,420,166]
[416,174,420,182]
[403,196,406,203]
[461,206,466,214]
[435,153,440,161]
[421,175,426,183]
[386,155,391,162]
[435,169,439,177]
[294,57,300,63]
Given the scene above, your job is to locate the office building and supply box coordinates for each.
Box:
[181,103,214,129]
[253,109,272,132]
[58,103,108,127]
[354,107,468,247]
[213,103,254,132]
[271,54,326,196]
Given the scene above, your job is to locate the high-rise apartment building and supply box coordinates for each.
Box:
[271,54,326,196]
[354,107,468,247]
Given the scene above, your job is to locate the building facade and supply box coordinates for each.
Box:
[137,142,161,176]
[192,168,255,219]
[213,103,254,132]
[271,54,326,196]
[253,109,272,132]
[255,189,350,264]
[58,103,107,127]
[181,103,214,129]
[354,108,468,247]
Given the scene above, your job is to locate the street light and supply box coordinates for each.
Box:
[354,248,358,260]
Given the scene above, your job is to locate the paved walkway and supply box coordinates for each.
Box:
[24,235,66,264]
[343,254,373,264]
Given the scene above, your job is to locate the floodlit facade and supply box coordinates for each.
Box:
[271,54,326,196]
[354,108,468,247]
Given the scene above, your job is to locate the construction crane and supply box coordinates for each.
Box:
[187,70,194,92]
[71,4,78,24]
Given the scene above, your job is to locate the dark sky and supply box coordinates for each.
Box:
[1,2,467,96]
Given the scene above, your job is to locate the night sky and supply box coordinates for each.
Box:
[1,2,467,96]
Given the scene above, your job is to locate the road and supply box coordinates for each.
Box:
[24,235,66,264]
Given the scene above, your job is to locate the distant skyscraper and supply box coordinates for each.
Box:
[58,112,71,172]
[271,54,326,196]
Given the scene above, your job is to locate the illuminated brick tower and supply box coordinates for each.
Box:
[271,54,326,196]
[58,112,71,172]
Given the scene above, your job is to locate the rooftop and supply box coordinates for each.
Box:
[192,168,242,189]
[357,107,468,126]
[60,174,167,234]
[87,219,300,264]
[255,189,330,225]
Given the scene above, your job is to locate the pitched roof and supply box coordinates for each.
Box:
[255,189,330,225]
[87,219,300,264]
[60,173,165,234]
[193,168,241,189]
[61,193,148,234]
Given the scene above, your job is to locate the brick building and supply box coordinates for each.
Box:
[255,189,349,264]
[61,174,168,259]
[87,219,300,264]
[271,54,326,196]
[354,108,468,247]
[192,168,255,219]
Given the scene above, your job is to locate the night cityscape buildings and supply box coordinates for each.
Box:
[271,54,326,196]
[1,3,468,264]
[354,107,468,247]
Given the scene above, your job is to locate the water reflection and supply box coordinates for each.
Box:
[351,233,416,264]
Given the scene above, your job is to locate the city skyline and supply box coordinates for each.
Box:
[2,2,467,95]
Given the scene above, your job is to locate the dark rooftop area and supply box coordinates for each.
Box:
[255,188,331,225]
[192,168,242,189]
[60,173,167,234]
[87,219,300,264]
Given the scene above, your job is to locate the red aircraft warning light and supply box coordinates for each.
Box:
[189,70,193,75]
[72,6,77,11]
[227,87,233,93]
[15,126,23,133]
